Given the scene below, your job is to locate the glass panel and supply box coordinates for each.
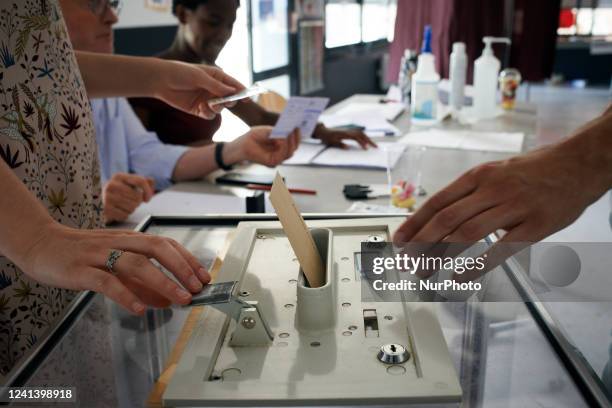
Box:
[362,0,397,43]
[325,0,361,48]
[250,0,289,73]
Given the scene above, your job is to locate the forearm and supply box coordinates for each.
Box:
[0,161,56,269]
[76,52,164,99]
[231,100,279,126]
[172,142,245,181]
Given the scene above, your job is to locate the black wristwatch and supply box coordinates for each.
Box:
[214,142,234,171]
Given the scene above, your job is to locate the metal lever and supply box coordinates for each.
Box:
[187,281,274,346]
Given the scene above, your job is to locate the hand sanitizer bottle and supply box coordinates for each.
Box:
[411,25,440,126]
[473,36,511,119]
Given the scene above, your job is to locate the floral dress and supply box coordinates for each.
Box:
[0,2,113,402]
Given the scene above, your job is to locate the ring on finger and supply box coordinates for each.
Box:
[105,249,124,275]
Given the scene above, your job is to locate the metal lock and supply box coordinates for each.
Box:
[377,343,410,364]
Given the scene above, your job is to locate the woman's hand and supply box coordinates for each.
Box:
[225,126,300,167]
[156,62,245,120]
[21,224,211,314]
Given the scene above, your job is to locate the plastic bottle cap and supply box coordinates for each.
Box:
[452,42,466,54]
[421,25,432,54]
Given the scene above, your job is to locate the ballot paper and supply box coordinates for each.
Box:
[400,129,525,153]
[269,172,325,288]
[271,96,329,139]
[127,190,246,225]
[310,141,406,169]
[282,142,327,165]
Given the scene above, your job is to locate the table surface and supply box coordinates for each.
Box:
[155,94,539,217]
[21,94,612,408]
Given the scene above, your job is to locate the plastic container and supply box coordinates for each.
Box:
[449,42,467,113]
[473,37,510,119]
[411,26,440,126]
[499,68,522,110]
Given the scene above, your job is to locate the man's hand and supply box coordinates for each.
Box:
[103,173,155,224]
[225,126,300,167]
[393,141,607,247]
[314,125,377,149]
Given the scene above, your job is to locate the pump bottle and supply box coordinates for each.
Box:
[411,25,440,126]
[473,37,511,119]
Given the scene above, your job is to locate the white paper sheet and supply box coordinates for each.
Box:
[334,102,405,122]
[400,129,524,153]
[271,96,329,139]
[310,141,406,169]
[282,143,327,165]
[127,190,246,224]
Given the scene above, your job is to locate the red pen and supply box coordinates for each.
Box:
[246,184,317,195]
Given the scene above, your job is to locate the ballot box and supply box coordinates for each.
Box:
[162,216,461,406]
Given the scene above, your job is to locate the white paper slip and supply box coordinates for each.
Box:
[127,190,246,224]
[310,141,406,169]
[347,202,407,214]
[282,142,327,165]
[271,96,329,139]
[400,129,524,153]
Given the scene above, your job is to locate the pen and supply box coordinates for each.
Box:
[246,184,317,195]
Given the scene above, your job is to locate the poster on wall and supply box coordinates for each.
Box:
[145,0,171,12]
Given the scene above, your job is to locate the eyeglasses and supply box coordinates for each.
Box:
[87,0,123,16]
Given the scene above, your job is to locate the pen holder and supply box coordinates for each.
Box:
[295,228,336,332]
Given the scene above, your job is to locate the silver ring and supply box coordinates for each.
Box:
[105,249,124,275]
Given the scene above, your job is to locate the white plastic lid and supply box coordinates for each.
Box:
[452,42,466,54]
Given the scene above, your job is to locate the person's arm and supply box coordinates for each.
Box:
[0,160,210,314]
[171,126,300,181]
[393,105,612,246]
[230,99,377,149]
[75,52,243,119]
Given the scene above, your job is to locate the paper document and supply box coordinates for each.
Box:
[271,97,329,139]
[310,141,406,169]
[319,105,401,136]
[283,143,326,165]
[334,102,405,122]
[269,172,325,288]
[127,190,246,224]
[400,130,524,153]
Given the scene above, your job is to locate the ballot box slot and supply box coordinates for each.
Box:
[363,308,380,338]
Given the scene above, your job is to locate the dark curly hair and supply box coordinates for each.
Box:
[172,0,240,15]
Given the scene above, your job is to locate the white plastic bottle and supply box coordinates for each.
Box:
[473,37,511,119]
[411,25,440,126]
[449,42,467,113]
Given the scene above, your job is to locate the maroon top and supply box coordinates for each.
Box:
[129,95,222,146]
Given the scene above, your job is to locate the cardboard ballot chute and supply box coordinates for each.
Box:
[269,172,325,288]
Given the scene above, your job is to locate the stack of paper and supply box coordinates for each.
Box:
[319,102,402,137]
[310,141,406,169]
[400,129,525,153]
[283,143,327,165]
[127,191,246,224]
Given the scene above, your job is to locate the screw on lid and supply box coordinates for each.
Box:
[452,42,466,54]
